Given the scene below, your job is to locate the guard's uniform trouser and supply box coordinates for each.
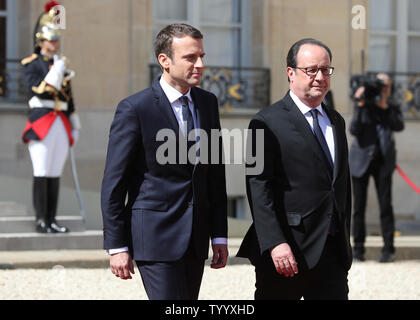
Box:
[28,116,69,178]
[28,117,68,227]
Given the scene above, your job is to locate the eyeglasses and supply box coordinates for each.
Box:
[294,66,334,77]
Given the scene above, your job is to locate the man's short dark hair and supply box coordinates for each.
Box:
[287,38,332,68]
[154,23,203,61]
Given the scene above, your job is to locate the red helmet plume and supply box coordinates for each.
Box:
[44,1,60,13]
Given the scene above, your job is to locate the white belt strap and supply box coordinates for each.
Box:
[28,96,68,111]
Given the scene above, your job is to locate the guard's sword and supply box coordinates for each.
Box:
[70,147,86,221]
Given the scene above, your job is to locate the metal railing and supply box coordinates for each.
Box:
[150,64,270,114]
[0,59,30,104]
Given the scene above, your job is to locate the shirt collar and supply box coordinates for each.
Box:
[289,90,326,118]
[159,76,192,104]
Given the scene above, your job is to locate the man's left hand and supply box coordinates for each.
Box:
[211,244,228,269]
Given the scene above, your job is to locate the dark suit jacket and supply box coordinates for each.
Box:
[101,78,228,262]
[237,92,353,271]
[349,102,404,178]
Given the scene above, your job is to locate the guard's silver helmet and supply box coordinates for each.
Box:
[36,24,60,41]
[34,1,61,43]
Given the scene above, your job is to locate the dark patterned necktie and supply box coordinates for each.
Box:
[309,109,333,175]
[179,96,196,165]
[310,109,337,236]
[179,96,193,136]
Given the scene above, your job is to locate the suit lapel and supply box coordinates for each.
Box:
[151,80,212,173]
[151,78,180,133]
[189,87,210,175]
[152,80,210,133]
[283,93,333,180]
[323,106,343,184]
[190,87,209,132]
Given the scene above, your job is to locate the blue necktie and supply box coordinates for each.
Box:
[179,96,197,163]
[179,96,193,136]
[309,109,333,175]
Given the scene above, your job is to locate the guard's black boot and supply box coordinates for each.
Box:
[377,251,395,263]
[47,177,69,233]
[36,220,52,233]
[33,177,52,233]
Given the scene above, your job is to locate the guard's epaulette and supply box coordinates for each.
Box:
[21,54,38,65]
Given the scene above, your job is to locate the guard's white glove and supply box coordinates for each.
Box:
[70,113,81,130]
[53,55,67,73]
[64,69,76,81]
[72,129,79,144]
[44,55,67,90]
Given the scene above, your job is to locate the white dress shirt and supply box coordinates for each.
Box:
[289,90,335,163]
[107,77,227,255]
[159,76,198,136]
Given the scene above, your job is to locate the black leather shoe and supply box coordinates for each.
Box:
[353,252,365,262]
[50,221,69,233]
[377,252,395,263]
[36,220,53,233]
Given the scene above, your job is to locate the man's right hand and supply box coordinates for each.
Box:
[109,251,135,280]
[270,242,298,277]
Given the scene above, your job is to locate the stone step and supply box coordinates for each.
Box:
[0,202,28,216]
[0,216,86,233]
[0,230,103,251]
[396,220,420,235]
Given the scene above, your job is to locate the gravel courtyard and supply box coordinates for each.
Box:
[0,260,419,300]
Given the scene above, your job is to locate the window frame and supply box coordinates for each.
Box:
[153,0,250,68]
[368,0,420,73]
[0,0,22,107]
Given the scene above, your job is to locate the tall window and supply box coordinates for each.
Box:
[0,0,7,94]
[0,0,18,102]
[369,0,420,73]
[407,0,420,73]
[153,0,250,67]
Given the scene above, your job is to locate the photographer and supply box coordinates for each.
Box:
[349,73,404,262]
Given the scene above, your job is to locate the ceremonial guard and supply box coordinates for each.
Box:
[21,1,80,233]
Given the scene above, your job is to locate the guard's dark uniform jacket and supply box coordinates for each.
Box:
[21,53,76,146]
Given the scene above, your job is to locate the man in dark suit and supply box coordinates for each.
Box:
[349,73,404,263]
[237,38,352,300]
[101,24,228,300]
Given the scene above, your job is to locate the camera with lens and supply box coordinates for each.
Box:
[350,74,385,104]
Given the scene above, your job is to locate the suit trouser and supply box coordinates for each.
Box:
[352,156,395,254]
[136,240,205,300]
[254,235,349,300]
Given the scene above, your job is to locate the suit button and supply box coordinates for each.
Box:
[328,214,332,218]
[188,201,193,207]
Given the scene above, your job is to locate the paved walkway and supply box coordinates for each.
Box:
[0,260,419,300]
[0,236,419,300]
